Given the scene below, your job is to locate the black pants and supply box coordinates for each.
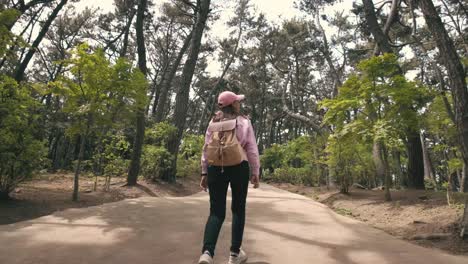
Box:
[202,161,250,256]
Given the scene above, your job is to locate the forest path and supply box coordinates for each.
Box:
[0,183,466,264]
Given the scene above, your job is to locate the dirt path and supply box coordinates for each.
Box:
[0,184,466,264]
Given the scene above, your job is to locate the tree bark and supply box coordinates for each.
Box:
[127,0,148,186]
[420,131,438,190]
[72,133,85,202]
[381,143,392,201]
[161,0,211,182]
[392,149,403,189]
[373,0,400,55]
[462,163,468,193]
[407,134,425,189]
[415,0,468,192]
[373,141,385,187]
[313,11,342,96]
[461,197,468,239]
[363,0,425,189]
[14,0,68,82]
[362,0,394,54]
[153,30,193,123]
[120,10,136,58]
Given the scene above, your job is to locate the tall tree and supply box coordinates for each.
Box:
[414,0,468,192]
[362,0,425,190]
[14,0,68,81]
[127,0,148,186]
[161,0,211,182]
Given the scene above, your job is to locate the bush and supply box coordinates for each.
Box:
[261,144,284,173]
[145,121,177,146]
[177,134,204,178]
[141,145,173,180]
[261,135,325,186]
[264,167,316,186]
[0,76,46,199]
[141,122,177,180]
[98,133,130,177]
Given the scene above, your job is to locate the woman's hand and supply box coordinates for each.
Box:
[200,176,208,192]
[250,174,260,189]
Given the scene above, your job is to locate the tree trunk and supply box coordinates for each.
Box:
[362,0,394,54]
[72,134,86,202]
[120,11,136,58]
[393,149,403,189]
[461,163,468,193]
[14,0,68,82]
[153,30,193,123]
[381,143,392,201]
[416,0,468,192]
[363,0,426,190]
[373,142,385,187]
[127,0,148,186]
[314,11,342,96]
[406,134,425,189]
[461,197,468,239]
[160,0,211,182]
[420,132,438,190]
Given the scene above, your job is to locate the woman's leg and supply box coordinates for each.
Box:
[228,161,250,254]
[202,166,229,256]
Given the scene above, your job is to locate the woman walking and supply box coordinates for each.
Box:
[198,91,260,264]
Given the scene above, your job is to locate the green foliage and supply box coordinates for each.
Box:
[447,158,463,174]
[422,93,461,183]
[320,54,430,190]
[262,135,324,186]
[261,144,285,173]
[0,8,20,58]
[52,43,147,138]
[322,54,429,146]
[177,134,204,178]
[141,145,173,179]
[0,76,46,198]
[145,121,177,146]
[269,167,316,186]
[325,133,374,190]
[424,95,455,135]
[141,122,178,180]
[99,133,130,177]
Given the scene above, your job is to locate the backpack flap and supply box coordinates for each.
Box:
[206,118,245,167]
[207,119,237,132]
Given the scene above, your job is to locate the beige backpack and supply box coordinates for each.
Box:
[205,117,247,168]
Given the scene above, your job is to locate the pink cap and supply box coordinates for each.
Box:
[217,91,245,108]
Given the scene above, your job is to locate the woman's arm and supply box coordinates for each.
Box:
[244,120,260,176]
[200,129,212,175]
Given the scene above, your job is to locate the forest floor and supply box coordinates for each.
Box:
[0,172,201,225]
[271,182,468,256]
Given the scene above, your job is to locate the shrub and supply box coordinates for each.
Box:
[145,121,177,146]
[261,144,285,173]
[0,76,46,199]
[177,134,204,178]
[141,122,177,180]
[264,167,316,186]
[141,145,173,180]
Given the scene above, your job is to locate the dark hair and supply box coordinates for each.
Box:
[220,104,237,115]
[212,104,240,122]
